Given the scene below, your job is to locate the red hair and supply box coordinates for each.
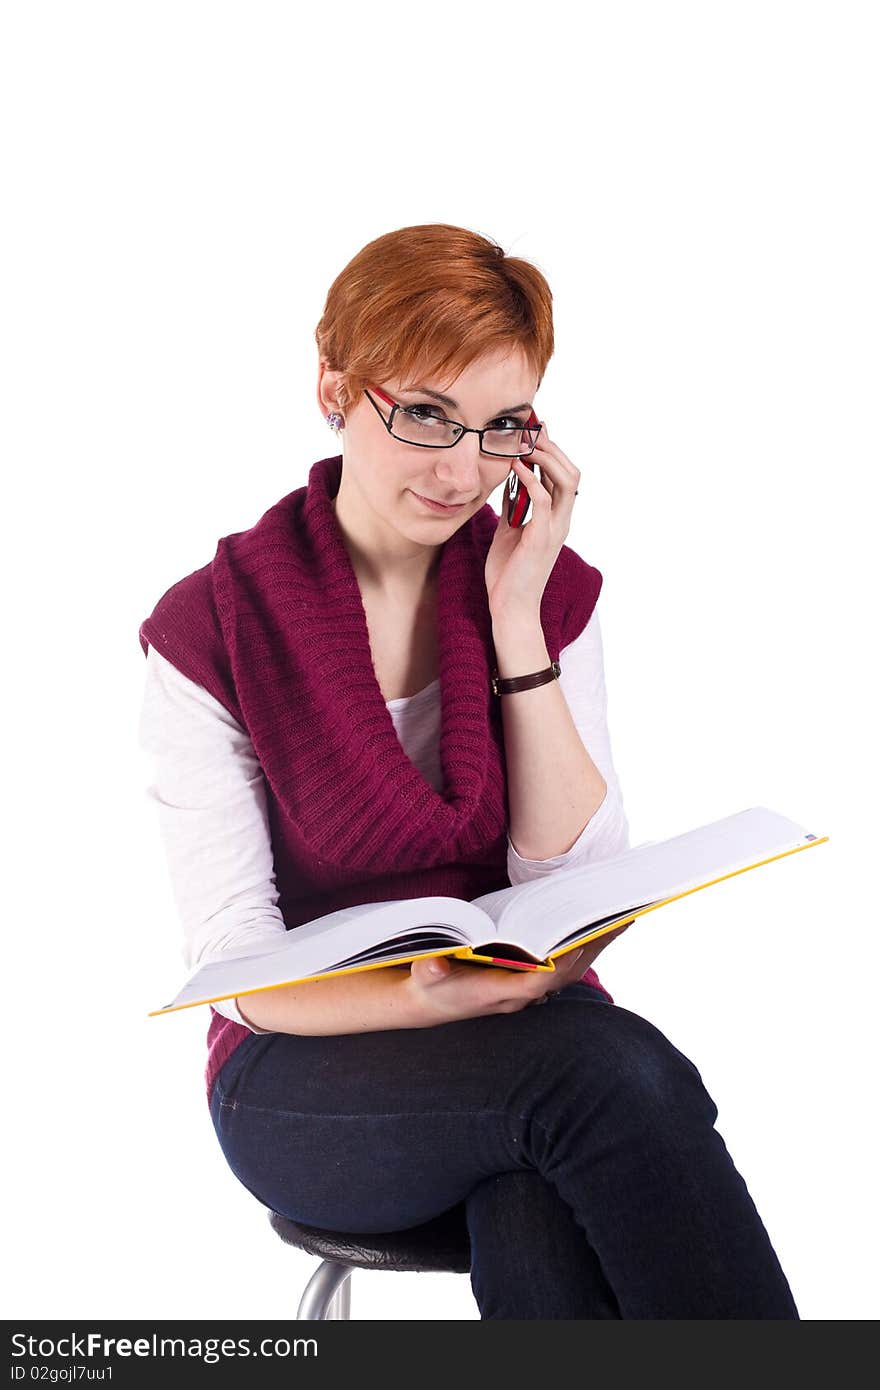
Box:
[314,224,554,415]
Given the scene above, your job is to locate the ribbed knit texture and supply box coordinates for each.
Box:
[139,454,611,1106]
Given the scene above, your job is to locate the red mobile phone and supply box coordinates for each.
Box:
[506,408,542,527]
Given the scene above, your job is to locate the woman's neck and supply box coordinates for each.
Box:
[331,492,441,604]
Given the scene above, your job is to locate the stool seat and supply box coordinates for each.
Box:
[268,1202,472,1274]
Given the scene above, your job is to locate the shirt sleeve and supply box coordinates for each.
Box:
[507,606,631,884]
[138,642,288,1033]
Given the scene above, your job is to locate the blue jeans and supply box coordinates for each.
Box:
[209,981,800,1319]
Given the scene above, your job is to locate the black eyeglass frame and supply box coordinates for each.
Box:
[362,385,543,457]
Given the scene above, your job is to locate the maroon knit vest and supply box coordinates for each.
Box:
[139,453,613,1106]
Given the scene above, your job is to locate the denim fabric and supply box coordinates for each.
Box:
[209,981,799,1319]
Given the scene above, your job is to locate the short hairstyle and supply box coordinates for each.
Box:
[315,223,554,415]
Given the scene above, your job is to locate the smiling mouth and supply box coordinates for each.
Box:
[411,491,471,511]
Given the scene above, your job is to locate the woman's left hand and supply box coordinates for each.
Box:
[483,424,581,621]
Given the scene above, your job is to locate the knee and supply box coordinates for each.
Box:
[598,1006,719,1125]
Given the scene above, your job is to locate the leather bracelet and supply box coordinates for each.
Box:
[491,659,561,697]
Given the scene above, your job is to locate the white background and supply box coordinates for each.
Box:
[2,0,876,1321]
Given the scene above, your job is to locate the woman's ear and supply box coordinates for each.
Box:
[317,361,347,419]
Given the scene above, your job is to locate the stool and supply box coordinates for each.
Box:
[268,1202,472,1319]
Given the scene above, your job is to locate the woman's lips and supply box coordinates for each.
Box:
[411,491,469,514]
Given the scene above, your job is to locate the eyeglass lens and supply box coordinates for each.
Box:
[391,408,539,455]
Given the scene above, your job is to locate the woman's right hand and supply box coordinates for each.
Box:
[406,922,630,1023]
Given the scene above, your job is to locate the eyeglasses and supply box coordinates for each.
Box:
[363,385,542,457]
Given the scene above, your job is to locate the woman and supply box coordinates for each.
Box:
[138,223,799,1318]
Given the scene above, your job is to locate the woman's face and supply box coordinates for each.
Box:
[324,347,539,539]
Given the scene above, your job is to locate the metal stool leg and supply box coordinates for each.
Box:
[297,1260,353,1319]
[326,1272,352,1319]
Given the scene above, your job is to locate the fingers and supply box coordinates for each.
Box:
[412,950,592,1014]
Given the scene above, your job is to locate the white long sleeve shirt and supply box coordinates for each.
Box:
[138,606,630,1033]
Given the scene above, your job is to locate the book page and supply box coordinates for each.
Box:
[150,895,487,1014]
[470,807,825,960]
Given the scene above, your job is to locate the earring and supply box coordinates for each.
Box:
[326,411,344,432]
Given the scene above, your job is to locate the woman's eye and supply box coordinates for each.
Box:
[405,406,528,428]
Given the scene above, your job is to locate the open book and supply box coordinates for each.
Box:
[149,806,828,1018]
